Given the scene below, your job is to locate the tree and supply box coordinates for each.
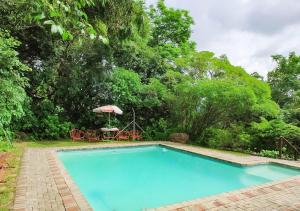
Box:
[2,0,297,154]
[175,51,231,79]
[268,52,300,107]
[171,79,254,135]
[149,0,195,59]
[0,31,30,142]
[99,68,171,136]
[251,72,264,81]
[1,0,149,138]
[268,52,300,127]
[113,36,166,80]
[168,52,280,147]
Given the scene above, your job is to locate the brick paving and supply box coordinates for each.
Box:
[11,142,300,211]
[12,149,65,211]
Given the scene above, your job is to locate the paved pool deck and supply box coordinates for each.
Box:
[12,142,300,211]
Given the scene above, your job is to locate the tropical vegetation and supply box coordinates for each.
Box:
[0,0,299,157]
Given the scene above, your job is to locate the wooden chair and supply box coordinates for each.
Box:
[69,129,85,141]
[85,130,100,142]
[129,130,143,141]
[116,131,130,141]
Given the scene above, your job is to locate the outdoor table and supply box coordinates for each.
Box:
[101,128,119,140]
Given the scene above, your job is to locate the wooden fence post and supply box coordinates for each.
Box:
[279,138,283,159]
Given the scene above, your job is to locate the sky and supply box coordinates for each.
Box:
[145,0,300,77]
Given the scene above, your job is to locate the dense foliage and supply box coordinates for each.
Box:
[268,53,300,127]
[0,30,30,143]
[1,0,299,156]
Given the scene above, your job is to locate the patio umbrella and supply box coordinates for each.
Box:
[93,105,123,128]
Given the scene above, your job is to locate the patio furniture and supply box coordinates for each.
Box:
[70,129,85,141]
[85,130,100,142]
[101,128,119,140]
[116,130,130,141]
[129,130,143,141]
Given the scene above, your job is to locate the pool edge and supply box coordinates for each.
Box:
[51,141,300,211]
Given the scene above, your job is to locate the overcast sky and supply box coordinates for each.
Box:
[146,0,300,76]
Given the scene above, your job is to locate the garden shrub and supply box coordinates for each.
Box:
[0,31,29,143]
[39,115,73,139]
[259,150,279,158]
[250,118,300,150]
[205,128,233,149]
[14,100,73,140]
[144,118,174,141]
[199,124,251,151]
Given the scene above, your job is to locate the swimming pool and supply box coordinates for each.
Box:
[58,145,300,211]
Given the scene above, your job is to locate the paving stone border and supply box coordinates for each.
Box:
[48,153,90,211]
[12,149,66,211]
[12,142,300,211]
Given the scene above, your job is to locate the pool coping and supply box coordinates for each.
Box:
[48,142,300,210]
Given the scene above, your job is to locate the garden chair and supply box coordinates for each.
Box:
[129,130,143,141]
[69,129,85,141]
[85,130,100,142]
[116,131,130,141]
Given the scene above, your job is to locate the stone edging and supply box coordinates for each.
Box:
[48,151,92,211]
[147,175,300,211]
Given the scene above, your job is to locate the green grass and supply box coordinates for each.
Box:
[25,139,132,148]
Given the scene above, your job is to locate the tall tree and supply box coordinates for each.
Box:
[0,31,30,142]
[268,52,300,107]
[149,0,195,59]
[268,52,300,126]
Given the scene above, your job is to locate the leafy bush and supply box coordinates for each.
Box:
[205,128,233,149]
[0,30,30,141]
[200,125,251,150]
[144,118,174,141]
[14,100,73,140]
[39,115,72,139]
[250,118,300,152]
[110,68,143,107]
[259,150,279,158]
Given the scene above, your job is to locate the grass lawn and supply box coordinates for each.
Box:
[0,139,248,210]
[26,139,115,148]
[0,142,25,211]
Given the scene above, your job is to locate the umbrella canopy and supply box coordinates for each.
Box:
[93,105,123,129]
[93,105,123,115]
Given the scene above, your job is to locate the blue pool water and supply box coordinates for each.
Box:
[58,145,300,211]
